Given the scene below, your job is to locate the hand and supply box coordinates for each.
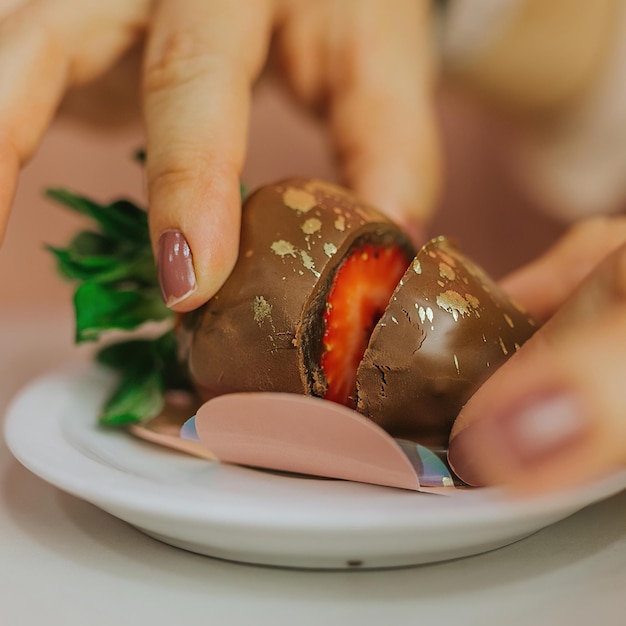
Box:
[0,0,440,310]
[448,216,626,494]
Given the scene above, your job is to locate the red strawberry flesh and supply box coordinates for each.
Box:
[321,244,410,406]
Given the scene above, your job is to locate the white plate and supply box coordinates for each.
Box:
[5,366,626,569]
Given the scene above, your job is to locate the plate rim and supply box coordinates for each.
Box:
[5,366,626,541]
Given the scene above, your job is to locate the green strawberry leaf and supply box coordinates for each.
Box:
[97,337,161,372]
[48,246,126,282]
[74,283,170,343]
[155,331,194,391]
[69,230,117,256]
[46,189,149,243]
[96,331,191,425]
[99,370,164,426]
[50,244,158,286]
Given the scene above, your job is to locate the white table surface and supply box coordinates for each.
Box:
[1,307,625,626]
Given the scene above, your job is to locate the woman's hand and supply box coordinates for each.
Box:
[448,216,626,494]
[0,0,440,309]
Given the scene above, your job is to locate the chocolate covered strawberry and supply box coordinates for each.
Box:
[180,179,537,447]
[181,178,415,402]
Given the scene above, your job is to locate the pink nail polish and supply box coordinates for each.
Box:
[448,392,590,486]
[157,230,197,306]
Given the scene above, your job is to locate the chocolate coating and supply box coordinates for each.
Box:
[355,237,536,447]
[182,178,414,401]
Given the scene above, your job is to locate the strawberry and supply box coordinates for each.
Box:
[321,243,410,407]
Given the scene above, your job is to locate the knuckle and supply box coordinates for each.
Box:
[147,149,236,199]
[148,157,204,197]
[144,32,218,96]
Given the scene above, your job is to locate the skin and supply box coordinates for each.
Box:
[0,0,440,306]
[0,0,623,494]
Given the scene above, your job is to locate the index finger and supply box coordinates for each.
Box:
[143,0,274,310]
[500,216,626,322]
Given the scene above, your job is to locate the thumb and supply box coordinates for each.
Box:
[448,243,626,494]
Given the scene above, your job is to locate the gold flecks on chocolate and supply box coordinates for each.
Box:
[499,337,509,355]
[391,316,399,324]
[301,217,322,235]
[300,250,320,278]
[334,215,346,231]
[465,293,480,309]
[514,342,521,351]
[438,251,456,267]
[504,313,514,328]
[416,304,426,325]
[305,180,352,200]
[413,259,422,274]
[439,262,456,281]
[453,354,460,375]
[271,240,297,258]
[252,295,272,325]
[436,290,477,322]
[437,280,445,287]
[244,249,254,258]
[283,188,316,213]
[414,304,434,328]
[323,242,338,258]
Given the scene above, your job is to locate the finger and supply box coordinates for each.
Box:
[0,0,148,242]
[345,0,440,240]
[277,0,440,240]
[449,243,626,494]
[332,0,441,239]
[500,216,626,322]
[144,0,274,311]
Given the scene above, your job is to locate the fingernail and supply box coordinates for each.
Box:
[157,230,197,306]
[448,392,590,486]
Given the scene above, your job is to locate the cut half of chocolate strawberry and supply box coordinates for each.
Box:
[355,237,537,447]
[183,178,415,403]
